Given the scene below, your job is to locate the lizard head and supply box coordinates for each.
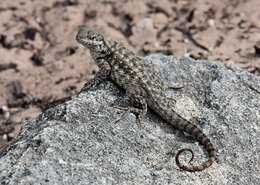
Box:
[76,26,108,55]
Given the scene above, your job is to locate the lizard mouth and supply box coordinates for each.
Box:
[75,32,89,46]
[76,26,104,48]
[76,36,89,46]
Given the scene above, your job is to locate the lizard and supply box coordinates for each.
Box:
[75,26,217,172]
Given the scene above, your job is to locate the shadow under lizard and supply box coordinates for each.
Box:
[75,26,217,172]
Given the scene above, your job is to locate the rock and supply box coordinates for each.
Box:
[0,54,259,185]
[130,18,157,46]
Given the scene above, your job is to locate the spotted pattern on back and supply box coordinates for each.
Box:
[76,26,217,172]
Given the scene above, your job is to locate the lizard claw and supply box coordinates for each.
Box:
[113,106,143,128]
[168,85,184,89]
[113,106,129,111]
[113,106,131,124]
[168,97,177,104]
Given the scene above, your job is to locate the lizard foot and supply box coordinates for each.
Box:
[113,106,144,128]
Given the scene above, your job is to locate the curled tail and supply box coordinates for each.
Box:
[175,123,216,172]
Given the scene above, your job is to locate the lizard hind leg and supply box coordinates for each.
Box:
[113,86,148,128]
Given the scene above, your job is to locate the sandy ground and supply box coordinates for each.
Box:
[0,0,259,151]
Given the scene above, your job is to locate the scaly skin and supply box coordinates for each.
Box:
[76,26,217,172]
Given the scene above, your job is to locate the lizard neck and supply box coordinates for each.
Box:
[90,50,112,64]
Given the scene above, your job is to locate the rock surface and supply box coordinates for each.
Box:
[0,55,259,185]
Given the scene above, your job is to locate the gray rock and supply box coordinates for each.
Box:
[0,54,259,185]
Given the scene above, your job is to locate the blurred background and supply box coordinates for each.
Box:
[0,0,259,150]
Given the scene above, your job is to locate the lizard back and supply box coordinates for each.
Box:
[104,35,217,172]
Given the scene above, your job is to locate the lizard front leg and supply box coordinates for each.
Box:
[80,59,111,92]
[114,86,148,128]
